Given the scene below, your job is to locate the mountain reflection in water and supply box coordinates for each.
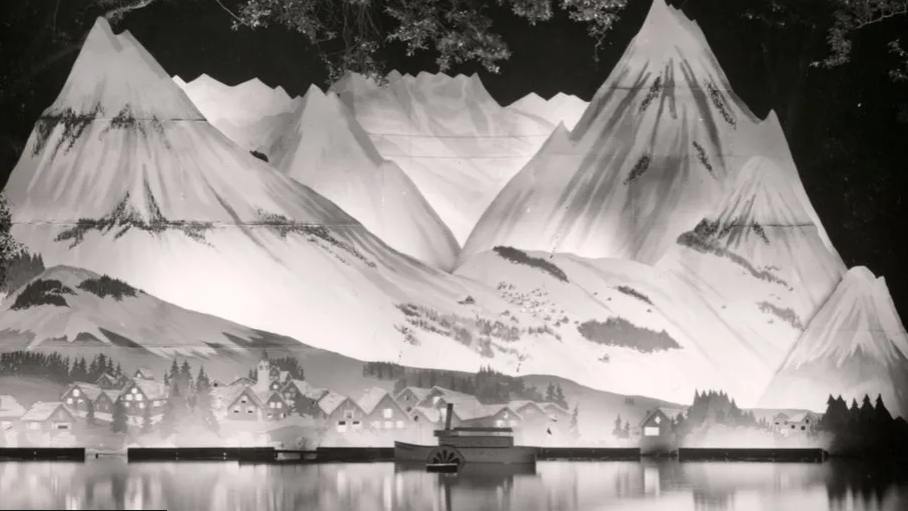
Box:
[0,459,905,511]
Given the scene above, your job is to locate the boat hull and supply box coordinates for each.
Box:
[394,441,536,465]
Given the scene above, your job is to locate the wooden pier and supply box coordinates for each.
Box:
[126,447,276,462]
[537,447,641,461]
[678,447,827,462]
[0,448,86,461]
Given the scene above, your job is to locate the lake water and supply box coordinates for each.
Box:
[0,459,905,511]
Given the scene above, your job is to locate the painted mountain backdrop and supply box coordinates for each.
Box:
[1,0,905,449]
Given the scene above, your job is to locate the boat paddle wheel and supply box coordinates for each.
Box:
[427,445,464,472]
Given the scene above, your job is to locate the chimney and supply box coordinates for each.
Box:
[445,403,454,431]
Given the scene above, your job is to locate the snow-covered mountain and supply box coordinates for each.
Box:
[460,0,763,265]
[506,92,589,131]
[265,84,459,269]
[329,70,558,244]
[4,17,514,373]
[174,73,298,156]
[657,156,846,354]
[759,267,908,416]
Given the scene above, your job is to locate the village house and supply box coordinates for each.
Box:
[60,382,107,414]
[258,390,291,421]
[282,380,329,417]
[0,395,25,432]
[539,402,572,424]
[212,386,267,421]
[395,386,433,412]
[484,404,522,428]
[638,408,680,454]
[92,390,120,418]
[118,378,168,424]
[19,402,77,434]
[357,388,411,434]
[318,391,365,435]
[416,386,476,408]
[134,368,155,380]
[772,411,822,437]
[94,372,128,390]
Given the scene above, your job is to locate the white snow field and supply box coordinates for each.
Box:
[760,267,908,416]
[329,70,560,244]
[506,91,589,131]
[264,84,459,270]
[174,73,298,156]
[461,0,813,266]
[656,156,846,355]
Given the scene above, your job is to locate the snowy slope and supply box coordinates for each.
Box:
[460,0,762,265]
[759,267,908,416]
[0,266,291,357]
[456,250,779,406]
[265,84,459,269]
[657,156,845,353]
[506,92,589,131]
[330,71,558,244]
[174,73,298,155]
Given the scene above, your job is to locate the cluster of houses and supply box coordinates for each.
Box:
[0,354,574,447]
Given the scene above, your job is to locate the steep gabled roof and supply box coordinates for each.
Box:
[396,386,433,402]
[412,406,442,423]
[437,394,489,421]
[0,395,26,419]
[317,391,350,416]
[484,403,522,419]
[357,387,391,415]
[128,378,168,401]
[20,402,73,422]
[65,382,105,401]
[283,379,328,401]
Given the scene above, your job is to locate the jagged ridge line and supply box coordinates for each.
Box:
[11,221,363,228]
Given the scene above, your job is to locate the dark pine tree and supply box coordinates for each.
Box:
[623,420,630,438]
[141,403,153,435]
[111,400,128,434]
[613,414,623,437]
[570,405,580,439]
[85,398,96,427]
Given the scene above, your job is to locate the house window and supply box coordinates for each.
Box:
[247,408,254,414]
[801,426,805,431]
[432,397,441,405]
[495,420,505,427]
[241,397,248,404]
[135,394,143,401]
[352,421,362,431]
[233,407,240,414]
[276,402,282,409]
[131,388,138,394]
[53,423,70,430]
[383,408,393,419]
[66,398,73,404]
[125,395,133,401]
[139,403,145,409]
[644,427,660,437]
[73,389,81,397]
[791,425,795,429]
[396,420,405,429]
[344,410,354,420]
[509,420,518,427]
[337,422,347,433]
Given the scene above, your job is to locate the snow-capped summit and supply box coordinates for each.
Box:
[175,73,298,153]
[760,266,908,416]
[48,17,203,120]
[330,70,559,244]
[506,91,589,131]
[460,0,760,265]
[267,84,460,270]
[656,156,845,355]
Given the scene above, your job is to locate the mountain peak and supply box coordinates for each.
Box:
[713,156,814,230]
[46,17,203,120]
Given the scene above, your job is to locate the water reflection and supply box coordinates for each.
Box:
[0,459,905,511]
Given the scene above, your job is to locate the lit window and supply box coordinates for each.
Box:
[66,398,73,404]
[233,408,240,414]
[73,389,81,397]
[396,421,405,429]
[276,402,282,409]
[432,397,441,405]
[126,395,133,401]
[654,416,661,425]
[241,397,247,404]
[644,427,660,437]
[495,420,505,427]
[383,408,393,419]
[135,394,143,401]
[509,420,517,427]
[131,388,138,394]
[139,403,145,409]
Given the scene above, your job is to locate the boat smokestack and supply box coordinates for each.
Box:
[445,403,454,430]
